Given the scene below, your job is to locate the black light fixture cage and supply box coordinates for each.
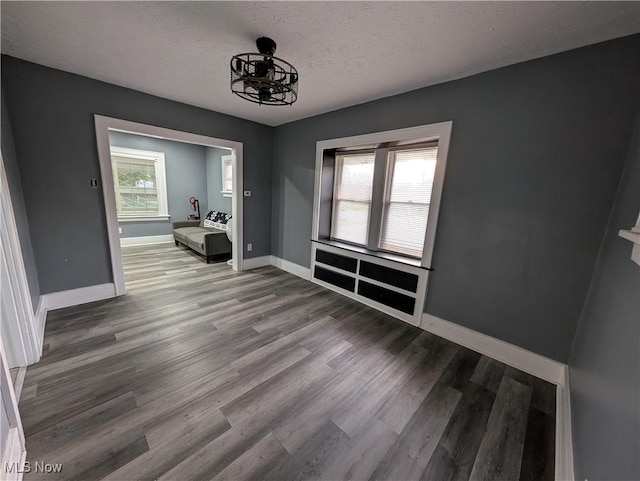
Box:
[230,37,298,106]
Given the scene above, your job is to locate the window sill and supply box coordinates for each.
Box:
[221,191,232,198]
[118,216,171,223]
[313,239,424,269]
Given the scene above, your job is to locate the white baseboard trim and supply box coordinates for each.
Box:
[270,256,311,281]
[120,235,174,247]
[40,283,116,312]
[11,367,26,403]
[420,313,565,385]
[242,255,272,270]
[34,298,46,356]
[1,426,26,481]
[555,366,575,481]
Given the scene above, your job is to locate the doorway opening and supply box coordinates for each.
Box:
[94,115,244,296]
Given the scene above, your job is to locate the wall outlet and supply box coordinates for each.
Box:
[243,190,252,197]
[247,243,253,252]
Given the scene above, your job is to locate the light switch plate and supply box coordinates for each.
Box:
[243,190,252,197]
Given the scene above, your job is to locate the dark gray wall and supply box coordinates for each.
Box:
[1,89,40,310]
[272,35,640,362]
[109,131,208,239]
[206,147,233,215]
[2,55,273,294]
[568,112,639,481]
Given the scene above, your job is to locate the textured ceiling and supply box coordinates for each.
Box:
[2,2,639,127]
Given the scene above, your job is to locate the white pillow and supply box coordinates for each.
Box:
[203,219,228,231]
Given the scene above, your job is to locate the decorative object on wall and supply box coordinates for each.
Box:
[188,196,200,220]
[618,211,640,265]
[230,37,298,106]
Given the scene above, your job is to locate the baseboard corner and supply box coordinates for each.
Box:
[242,255,272,270]
[270,256,311,281]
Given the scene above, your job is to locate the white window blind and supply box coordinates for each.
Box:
[331,153,375,246]
[380,147,438,258]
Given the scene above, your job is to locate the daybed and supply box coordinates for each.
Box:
[172,211,232,263]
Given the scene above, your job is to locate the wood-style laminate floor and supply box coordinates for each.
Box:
[19,243,555,481]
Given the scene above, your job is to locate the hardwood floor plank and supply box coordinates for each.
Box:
[422,383,495,480]
[100,400,231,481]
[470,356,506,393]
[25,391,138,458]
[221,354,338,428]
[370,381,462,481]
[264,420,353,481]
[530,377,557,417]
[318,418,398,481]
[18,244,555,481]
[329,343,429,437]
[272,339,392,453]
[374,341,457,435]
[468,376,533,481]
[211,432,288,481]
[67,435,149,481]
[519,409,555,481]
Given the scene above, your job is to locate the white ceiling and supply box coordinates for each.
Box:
[2,2,639,127]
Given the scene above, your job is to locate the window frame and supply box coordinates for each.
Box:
[378,144,439,258]
[110,146,169,221]
[313,122,452,270]
[330,150,376,248]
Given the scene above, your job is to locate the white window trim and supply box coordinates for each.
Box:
[330,152,376,247]
[618,210,640,266]
[312,121,453,270]
[110,146,168,220]
[221,154,233,197]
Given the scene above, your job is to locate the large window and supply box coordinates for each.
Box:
[314,122,452,270]
[110,147,168,219]
[330,144,438,259]
[312,122,451,324]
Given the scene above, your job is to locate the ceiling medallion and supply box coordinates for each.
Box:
[230,37,298,106]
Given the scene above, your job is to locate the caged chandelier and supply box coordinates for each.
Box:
[230,37,298,106]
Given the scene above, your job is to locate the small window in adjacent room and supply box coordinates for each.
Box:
[110,147,168,219]
[221,154,233,197]
[331,152,375,245]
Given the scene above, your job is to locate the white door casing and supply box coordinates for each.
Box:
[94,115,244,296]
[0,153,42,368]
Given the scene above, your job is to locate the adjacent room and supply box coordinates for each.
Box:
[1,2,639,481]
